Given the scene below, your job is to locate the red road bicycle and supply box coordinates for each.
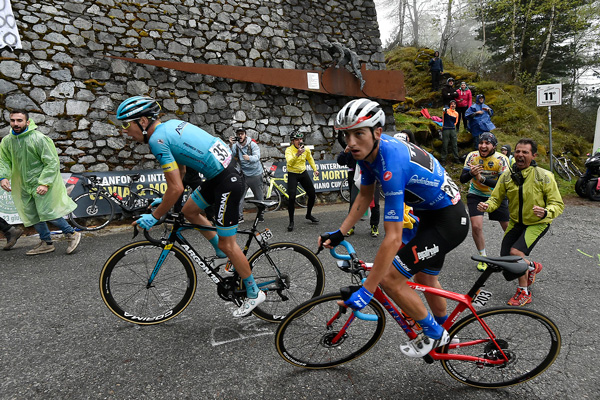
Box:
[274,241,561,389]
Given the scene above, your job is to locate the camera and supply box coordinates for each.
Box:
[230,136,243,143]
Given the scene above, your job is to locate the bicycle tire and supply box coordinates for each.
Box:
[440,307,561,389]
[340,178,350,202]
[99,241,197,325]
[586,179,600,201]
[263,185,282,212]
[295,186,308,208]
[552,156,571,181]
[575,177,588,198]
[566,159,583,178]
[275,292,386,368]
[246,242,325,322]
[69,192,115,231]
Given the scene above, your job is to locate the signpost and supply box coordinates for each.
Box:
[537,83,562,173]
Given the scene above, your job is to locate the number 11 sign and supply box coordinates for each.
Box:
[537,84,562,106]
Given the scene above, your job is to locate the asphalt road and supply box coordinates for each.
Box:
[1,199,598,399]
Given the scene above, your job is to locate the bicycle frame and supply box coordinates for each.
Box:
[328,246,519,366]
[141,214,274,295]
[83,175,155,213]
[265,173,307,201]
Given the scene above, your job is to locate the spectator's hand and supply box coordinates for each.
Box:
[477,202,489,212]
[228,136,235,145]
[243,154,250,161]
[36,185,48,195]
[313,170,319,178]
[533,205,547,218]
[476,110,484,115]
[297,147,305,156]
[0,179,10,192]
[470,164,483,176]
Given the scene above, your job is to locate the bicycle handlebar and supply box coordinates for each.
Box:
[353,310,378,321]
[328,240,356,261]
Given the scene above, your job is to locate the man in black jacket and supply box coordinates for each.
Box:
[441,78,458,106]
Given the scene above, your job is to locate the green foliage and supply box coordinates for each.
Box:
[385,46,594,198]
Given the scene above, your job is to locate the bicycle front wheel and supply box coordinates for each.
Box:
[440,307,561,389]
[295,187,308,208]
[247,242,325,322]
[69,192,114,231]
[100,241,197,325]
[275,293,386,368]
[552,156,571,181]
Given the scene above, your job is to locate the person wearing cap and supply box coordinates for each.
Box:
[116,96,265,318]
[441,100,460,164]
[285,131,319,232]
[460,132,510,271]
[229,127,264,224]
[321,98,469,358]
[500,144,515,166]
[465,94,495,148]
[477,138,563,306]
[441,78,459,106]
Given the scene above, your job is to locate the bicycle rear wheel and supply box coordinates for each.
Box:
[275,293,386,368]
[340,178,350,202]
[247,242,325,322]
[440,307,561,388]
[552,156,571,181]
[263,185,282,212]
[69,192,114,231]
[100,241,197,325]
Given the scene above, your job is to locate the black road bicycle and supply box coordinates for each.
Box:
[69,173,162,231]
[99,200,325,325]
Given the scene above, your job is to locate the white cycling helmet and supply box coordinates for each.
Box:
[334,98,385,131]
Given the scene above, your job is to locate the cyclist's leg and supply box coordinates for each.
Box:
[182,186,225,257]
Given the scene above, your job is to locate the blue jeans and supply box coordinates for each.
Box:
[34,218,75,242]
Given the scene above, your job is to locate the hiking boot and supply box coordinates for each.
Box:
[370,225,379,237]
[3,226,24,250]
[26,241,55,256]
[527,261,543,287]
[233,290,266,318]
[400,330,450,358]
[287,221,294,232]
[65,231,81,254]
[477,261,488,271]
[507,288,532,306]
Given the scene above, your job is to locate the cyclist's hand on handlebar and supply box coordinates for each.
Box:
[338,286,373,311]
[318,229,345,251]
[134,213,158,230]
[150,198,163,207]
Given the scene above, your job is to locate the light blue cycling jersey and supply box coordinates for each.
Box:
[149,120,232,180]
[359,134,461,222]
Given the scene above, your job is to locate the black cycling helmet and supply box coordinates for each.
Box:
[290,130,304,139]
[116,96,161,121]
[447,77,455,84]
[479,132,497,147]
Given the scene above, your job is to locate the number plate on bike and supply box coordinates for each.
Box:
[472,289,493,308]
[260,228,273,242]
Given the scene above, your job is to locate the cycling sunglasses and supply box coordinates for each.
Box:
[121,119,139,129]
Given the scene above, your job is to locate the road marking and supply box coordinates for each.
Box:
[577,249,600,266]
[210,317,273,346]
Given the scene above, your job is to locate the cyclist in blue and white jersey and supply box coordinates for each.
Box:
[116,96,265,317]
[320,98,469,357]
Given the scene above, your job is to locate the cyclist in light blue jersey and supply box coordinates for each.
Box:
[320,99,469,358]
[116,96,265,317]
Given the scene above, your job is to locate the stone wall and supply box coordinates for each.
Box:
[0,0,390,173]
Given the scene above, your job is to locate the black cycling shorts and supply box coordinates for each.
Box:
[393,202,469,278]
[467,193,509,222]
[191,163,244,237]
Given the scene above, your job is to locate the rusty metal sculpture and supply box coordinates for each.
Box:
[109,56,405,102]
[325,41,366,90]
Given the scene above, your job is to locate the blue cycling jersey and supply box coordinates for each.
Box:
[359,134,461,222]
[149,120,232,180]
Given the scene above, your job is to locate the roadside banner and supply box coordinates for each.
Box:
[0,1,22,50]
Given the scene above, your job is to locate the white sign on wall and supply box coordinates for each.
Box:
[537,84,562,107]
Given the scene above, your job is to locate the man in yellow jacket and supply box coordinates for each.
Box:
[478,138,564,306]
[285,131,319,231]
[0,111,81,255]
